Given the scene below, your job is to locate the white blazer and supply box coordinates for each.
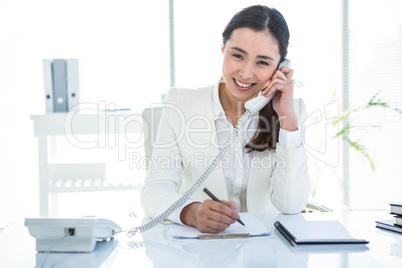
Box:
[141,85,310,219]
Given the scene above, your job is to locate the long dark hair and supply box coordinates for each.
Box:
[222,5,290,152]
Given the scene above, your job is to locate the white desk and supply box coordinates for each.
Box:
[1,211,401,268]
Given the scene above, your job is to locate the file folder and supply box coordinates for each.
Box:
[43,58,80,113]
[52,59,68,112]
[66,59,80,110]
[43,59,54,113]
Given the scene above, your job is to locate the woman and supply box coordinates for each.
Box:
[141,5,310,234]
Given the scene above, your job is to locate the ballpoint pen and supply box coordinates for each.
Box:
[203,188,245,226]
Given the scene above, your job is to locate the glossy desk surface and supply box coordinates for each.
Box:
[1,211,401,267]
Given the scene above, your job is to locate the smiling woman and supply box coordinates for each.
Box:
[141,5,310,234]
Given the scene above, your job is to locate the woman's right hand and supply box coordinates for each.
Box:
[180,200,239,233]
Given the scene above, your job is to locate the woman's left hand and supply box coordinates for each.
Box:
[261,66,298,131]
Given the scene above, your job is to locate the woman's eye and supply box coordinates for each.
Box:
[232,54,243,59]
[258,61,269,66]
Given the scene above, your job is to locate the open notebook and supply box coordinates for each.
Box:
[167,213,271,239]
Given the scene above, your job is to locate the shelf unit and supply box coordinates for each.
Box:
[31,111,145,216]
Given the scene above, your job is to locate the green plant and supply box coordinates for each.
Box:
[308,90,402,198]
[333,90,402,170]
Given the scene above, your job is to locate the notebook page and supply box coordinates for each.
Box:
[168,213,271,239]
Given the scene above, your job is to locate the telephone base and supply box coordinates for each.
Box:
[35,237,98,253]
[25,217,122,253]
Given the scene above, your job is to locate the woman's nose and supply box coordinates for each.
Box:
[239,63,254,79]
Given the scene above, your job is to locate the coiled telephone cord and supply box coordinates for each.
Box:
[127,111,249,237]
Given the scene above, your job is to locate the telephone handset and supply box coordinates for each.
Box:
[244,59,291,114]
[127,59,292,238]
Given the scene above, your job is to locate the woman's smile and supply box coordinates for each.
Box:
[233,78,256,91]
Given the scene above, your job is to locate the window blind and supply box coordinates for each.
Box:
[345,0,402,210]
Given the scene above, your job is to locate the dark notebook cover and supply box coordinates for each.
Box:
[376,220,402,234]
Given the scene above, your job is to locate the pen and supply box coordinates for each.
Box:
[203,188,245,226]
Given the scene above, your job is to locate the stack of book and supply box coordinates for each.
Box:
[376,202,402,234]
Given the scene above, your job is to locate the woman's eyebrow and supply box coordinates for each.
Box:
[231,46,274,61]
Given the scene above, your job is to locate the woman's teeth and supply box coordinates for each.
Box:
[234,79,254,88]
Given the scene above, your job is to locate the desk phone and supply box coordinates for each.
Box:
[25,217,122,252]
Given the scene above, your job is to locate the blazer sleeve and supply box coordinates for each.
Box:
[269,98,311,214]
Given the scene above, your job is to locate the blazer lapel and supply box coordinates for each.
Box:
[182,86,228,200]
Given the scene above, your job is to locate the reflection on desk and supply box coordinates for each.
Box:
[1,211,402,268]
[35,239,119,268]
[134,228,307,267]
